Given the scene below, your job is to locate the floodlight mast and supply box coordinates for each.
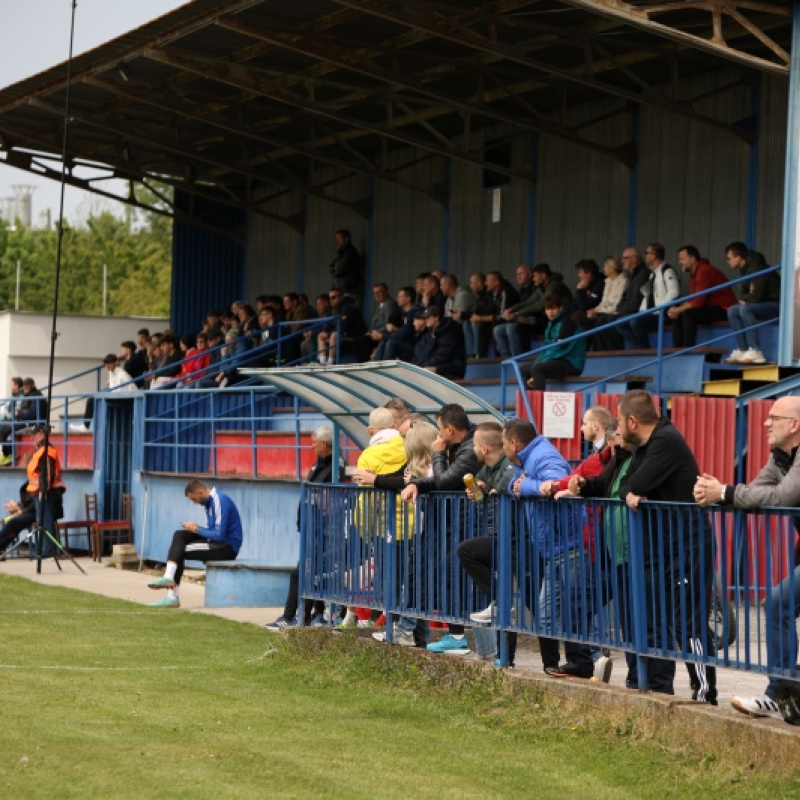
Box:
[36,0,79,575]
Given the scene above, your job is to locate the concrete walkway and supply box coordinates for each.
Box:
[0,551,781,711]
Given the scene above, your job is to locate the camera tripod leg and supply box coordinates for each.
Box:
[38,526,85,575]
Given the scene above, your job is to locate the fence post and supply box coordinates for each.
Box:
[496,495,512,665]
[384,491,396,644]
[627,504,649,691]
[297,482,308,626]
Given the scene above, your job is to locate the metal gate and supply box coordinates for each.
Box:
[102,398,134,520]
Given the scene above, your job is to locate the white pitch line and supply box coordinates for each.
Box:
[3,610,164,615]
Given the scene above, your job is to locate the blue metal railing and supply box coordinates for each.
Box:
[300,485,799,691]
[500,265,781,422]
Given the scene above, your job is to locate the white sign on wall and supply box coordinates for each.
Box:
[542,391,576,439]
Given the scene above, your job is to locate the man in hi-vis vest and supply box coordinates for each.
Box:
[26,424,65,556]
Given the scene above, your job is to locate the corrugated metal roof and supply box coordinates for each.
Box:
[241,360,503,448]
[0,0,791,228]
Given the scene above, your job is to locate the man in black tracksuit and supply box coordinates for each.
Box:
[618,390,717,704]
[265,427,344,629]
[418,305,467,380]
[402,403,481,654]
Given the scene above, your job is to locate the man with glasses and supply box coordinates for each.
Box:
[617,243,680,350]
[592,248,649,351]
[695,396,800,725]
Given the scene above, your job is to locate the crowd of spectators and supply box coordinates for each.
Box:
[266,392,800,727]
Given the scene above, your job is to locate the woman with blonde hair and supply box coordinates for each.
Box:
[585,255,629,351]
[403,420,438,480]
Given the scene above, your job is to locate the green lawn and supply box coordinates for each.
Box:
[0,575,797,799]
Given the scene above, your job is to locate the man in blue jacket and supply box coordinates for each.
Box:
[148,479,243,608]
[503,418,594,678]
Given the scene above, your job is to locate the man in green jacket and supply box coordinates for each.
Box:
[521,295,586,390]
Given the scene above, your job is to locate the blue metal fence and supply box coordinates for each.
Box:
[300,485,799,691]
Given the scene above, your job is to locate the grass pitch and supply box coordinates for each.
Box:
[0,575,797,799]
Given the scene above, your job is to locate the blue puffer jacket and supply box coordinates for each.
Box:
[510,436,585,554]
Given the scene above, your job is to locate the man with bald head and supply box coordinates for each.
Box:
[695,395,800,725]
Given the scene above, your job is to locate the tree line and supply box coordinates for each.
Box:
[0,195,172,317]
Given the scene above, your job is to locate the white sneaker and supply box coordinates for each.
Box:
[469,604,516,625]
[730,694,782,719]
[470,604,494,624]
[373,625,416,646]
[593,655,613,683]
[739,348,766,364]
[725,349,746,363]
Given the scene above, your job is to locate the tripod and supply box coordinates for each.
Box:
[3,521,86,575]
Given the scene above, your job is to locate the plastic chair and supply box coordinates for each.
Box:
[87,493,133,562]
[55,493,95,553]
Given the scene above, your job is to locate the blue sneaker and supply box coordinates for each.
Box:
[494,658,515,668]
[149,596,180,608]
[264,615,298,632]
[309,615,329,628]
[426,635,469,655]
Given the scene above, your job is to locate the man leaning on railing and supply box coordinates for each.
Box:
[503,417,593,678]
[695,395,800,726]
[619,389,717,705]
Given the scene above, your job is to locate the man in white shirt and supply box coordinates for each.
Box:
[617,243,681,350]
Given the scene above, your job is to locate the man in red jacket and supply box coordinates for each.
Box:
[667,245,736,348]
[540,404,615,681]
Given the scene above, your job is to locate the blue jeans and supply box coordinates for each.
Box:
[539,549,594,671]
[766,564,800,700]
[463,323,479,358]
[727,302,779,351]
[32,496,57,558]
[617,315,657,350]
[493,323,520,358]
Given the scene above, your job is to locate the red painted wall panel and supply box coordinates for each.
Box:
[671,396,735,482]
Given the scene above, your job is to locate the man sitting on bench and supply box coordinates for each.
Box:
[147,479,243,608]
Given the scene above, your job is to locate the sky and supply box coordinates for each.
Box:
[0,0,188,225]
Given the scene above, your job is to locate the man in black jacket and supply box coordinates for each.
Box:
[418,305,467,380]
[264,427,344,630]
[329,228,363,299]
[619,390,717,704]
[402,403,481,654]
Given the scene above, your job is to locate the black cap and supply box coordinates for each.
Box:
[387,310,403,328]
[422,305,443,318]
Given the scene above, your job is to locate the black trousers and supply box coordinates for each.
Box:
[522,360,580,390]
[0,512,36,550]
[283,565,325,623]
[167,529,237,585]
[643,552,717,703]
[670,306,727,348]
[587,314,623,351]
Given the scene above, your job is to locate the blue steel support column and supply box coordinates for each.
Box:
[745,79,761,250]
[441,159,451,272]
[298,195,307,292]
[384,492,396,644]
[297,483,308,626]
[525,136,539,265]
[364,178,375,310]
[627,111,640,245]
[496,495,511,666]
[627,505,649,692]
[779,3,800,365]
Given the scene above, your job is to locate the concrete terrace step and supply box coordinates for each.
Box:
[465,348,728,394]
